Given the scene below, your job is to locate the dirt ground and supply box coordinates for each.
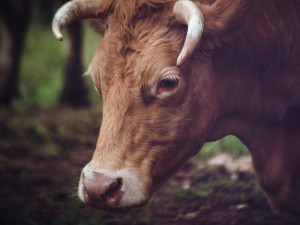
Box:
[1,106,300,225]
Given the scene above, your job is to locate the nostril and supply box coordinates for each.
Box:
[82,171,123,205]
[101,178,123,201]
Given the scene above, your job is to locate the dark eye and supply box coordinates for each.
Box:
[159,76,179,89]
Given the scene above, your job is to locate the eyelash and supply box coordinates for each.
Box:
[156,74,180,95]
[159,75,179,89]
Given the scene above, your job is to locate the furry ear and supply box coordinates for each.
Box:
[199,0,252,54]
[83,65,92,77]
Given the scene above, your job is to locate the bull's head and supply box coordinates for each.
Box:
[53,0,216,210]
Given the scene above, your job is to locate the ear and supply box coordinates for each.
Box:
[173,0,204,66]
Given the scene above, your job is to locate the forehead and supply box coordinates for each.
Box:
[94,17,182,88]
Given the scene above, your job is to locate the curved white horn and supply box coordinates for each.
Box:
[173,0,204,66]
[52,0,103,41]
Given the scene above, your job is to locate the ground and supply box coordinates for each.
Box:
[1,106,300,225]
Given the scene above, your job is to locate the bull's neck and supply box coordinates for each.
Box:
[206,41,300,143]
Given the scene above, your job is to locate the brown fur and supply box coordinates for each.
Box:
[79,0,300,214]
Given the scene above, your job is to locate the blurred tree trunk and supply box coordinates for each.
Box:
[60,21,90,107]
[0,0,31,105]
[38,0,57,24]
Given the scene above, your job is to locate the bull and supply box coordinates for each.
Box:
[52,0,300,214]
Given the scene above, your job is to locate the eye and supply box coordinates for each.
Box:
[159,76,179,90]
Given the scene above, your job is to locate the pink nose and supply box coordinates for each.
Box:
[82,171,123,207]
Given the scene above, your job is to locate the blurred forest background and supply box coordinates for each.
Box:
[0,0,100,108]
[1,1,300,225]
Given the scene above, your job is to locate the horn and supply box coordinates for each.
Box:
[173,0,204,66]
[52,0,103,41]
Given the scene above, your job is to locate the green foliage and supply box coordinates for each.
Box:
[169,185,188,199]
[221,135,248,156]
[18,22,66,108]
[198,135,247,160]
[15,21,102,109]
[39,144,59,158]
[53,200,105,225]
[137,216,152,225]
[82,24,103,105]
[196,182,215,198]
[27,120,50,142]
